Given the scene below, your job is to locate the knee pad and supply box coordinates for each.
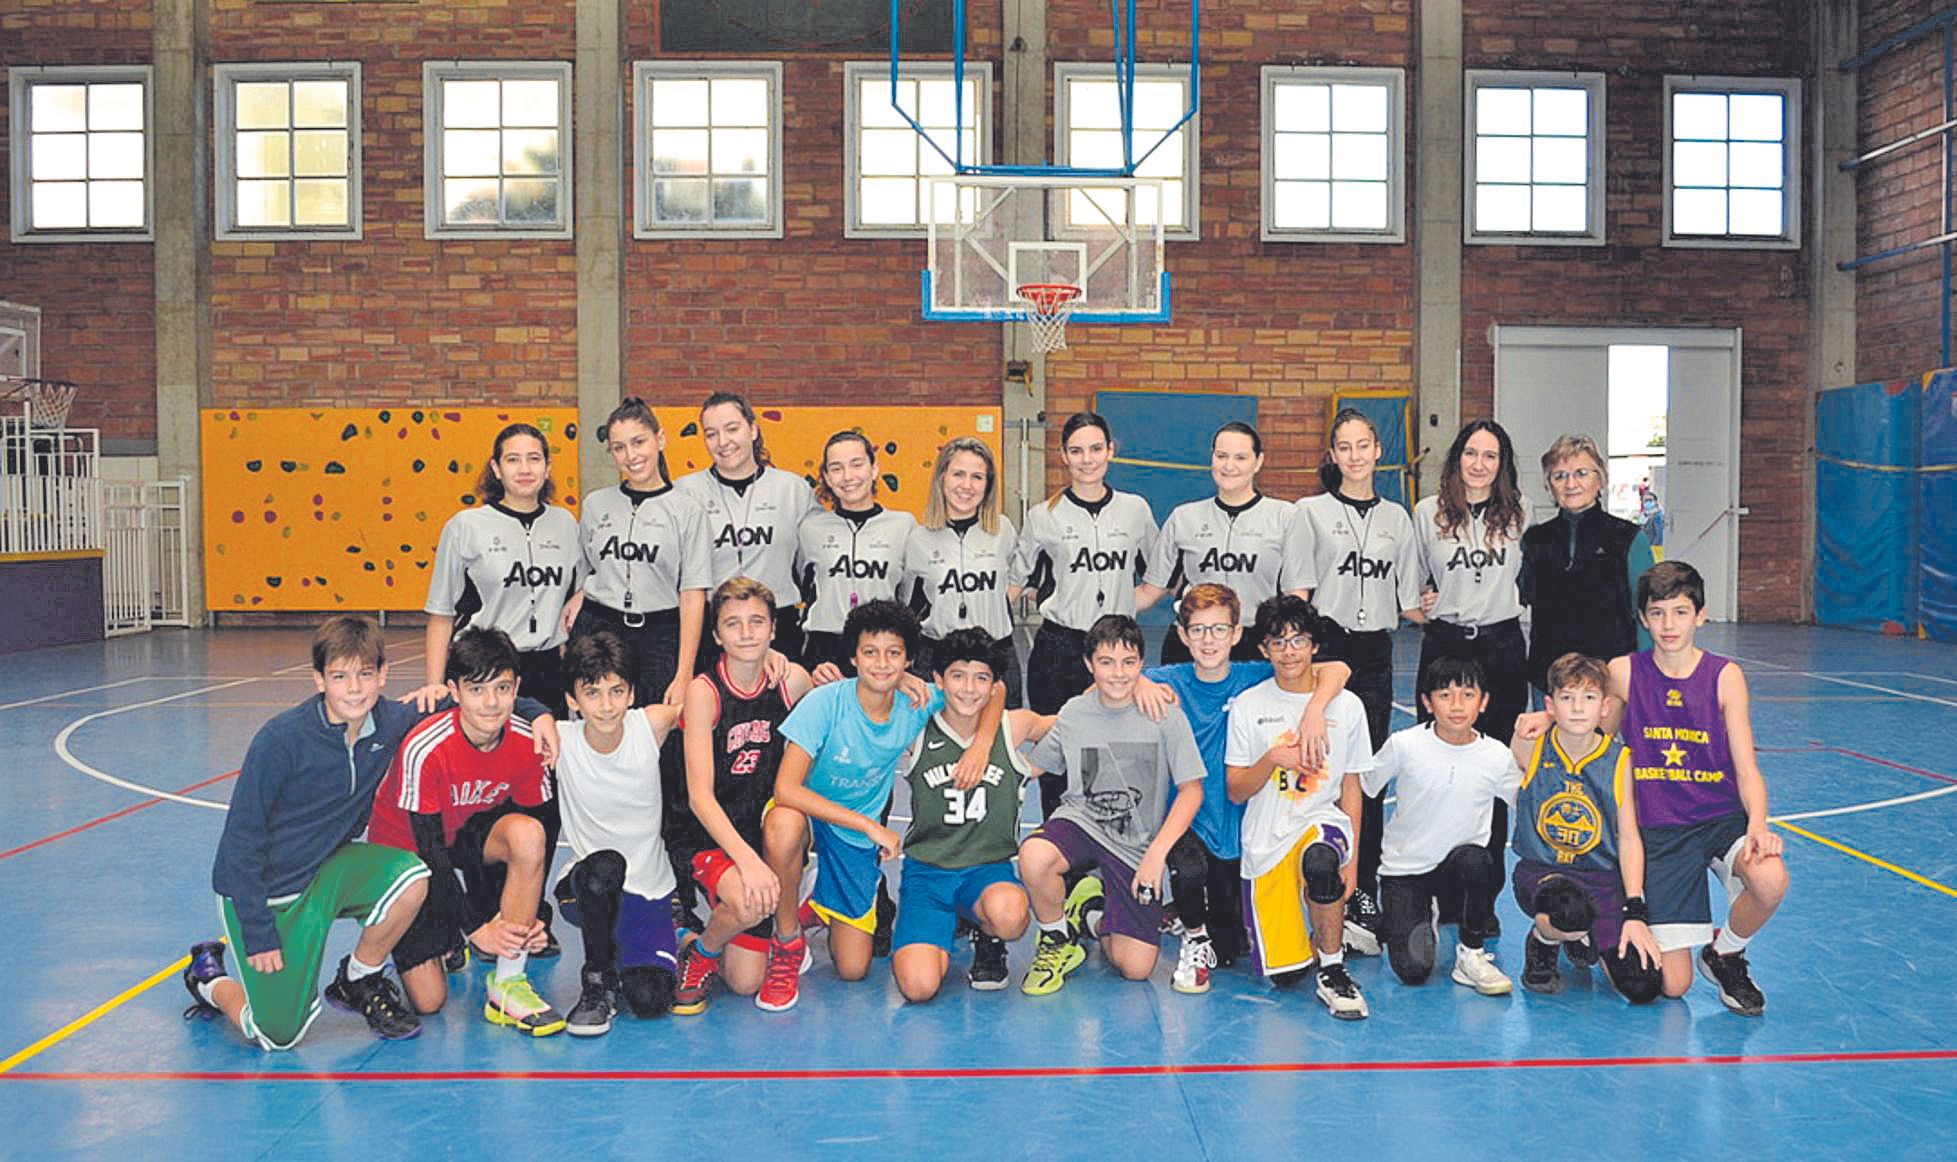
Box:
[1534,877,1596,935]
[620,966,675,1019]
[576,849,628,898]
[1301,842,1345,906]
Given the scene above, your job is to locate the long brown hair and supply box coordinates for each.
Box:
[814,430,877,509]
[1435,419,1525,542]
[599,396,670,486]
[475,422,556,506]
[923,437,1000,534]
[1318,407,1380,494]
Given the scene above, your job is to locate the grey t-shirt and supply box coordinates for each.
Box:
[1008,490,1159,631]
[578,483,712,613]
[795,506,916,634]
[1281,492,1423,631]
[672,465,815,601]
[1144,493,1295,613]
[1031,692,1204,868]
[425,502,583,651]
[902,515,1018,640]
[1412,493,1533,627]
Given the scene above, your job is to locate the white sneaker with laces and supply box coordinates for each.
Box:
[1450,943,1513,996]
[1171,933,1216,994]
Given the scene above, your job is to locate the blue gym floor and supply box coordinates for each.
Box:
[1,624,1954,1159]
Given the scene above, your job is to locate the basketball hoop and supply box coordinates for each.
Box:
[1014,283,1082,354]
[0,376,78,430]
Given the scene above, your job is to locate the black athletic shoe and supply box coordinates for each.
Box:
[968,933,1009,991]
[566,968,619,1037]
[872,883,898,959]
[182,941,227,1020]
[1564,933,1600,969]
[1343,890,1383,957]
[443,946,471,973]
[323,957,422,1041]
[1698,944,1766,1016]
[1522,935,1563,995]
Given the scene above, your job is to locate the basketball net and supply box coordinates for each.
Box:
[1014,283,1081,354]
[1,376,78,430]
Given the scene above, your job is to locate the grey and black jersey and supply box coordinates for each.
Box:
[1143,494,1294,613]
[672,465,815,602]
[1281,492,1422,631]
[795,506,917,634]
[902,515,1018,640]
[1412,493,1533,627]
[425,502,583,652]
[578,483,712,613]
[1009,490,1159,631]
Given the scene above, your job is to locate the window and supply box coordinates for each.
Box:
[8,66,153,242]
[635,62,782,239]
[845,62,991,238]
[214,63,360,241]
[1465,70,1606,245]
[424,62,572,239]
[1262,66,1405,243]
[1664,76,1801,249]
[1055,63,1198,238]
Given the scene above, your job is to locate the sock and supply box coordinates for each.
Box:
[345,954,382,981]
[496,951,527,981]
[1711,926,1750,956]
[1528,930,1557,948]
[774,925,804,946]
[1085,908,1104,939]
[693,940,722,960]
[196,975,229,1007]
[1317,947,1344,970]
[1038,918,1069,939]
[1185,925,1210,941]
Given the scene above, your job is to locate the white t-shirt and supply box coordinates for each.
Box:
[555,714,675,900]
[1362,723,1522,878]
[1226,681,1373,879]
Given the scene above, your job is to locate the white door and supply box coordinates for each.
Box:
[1492,325,1741,621]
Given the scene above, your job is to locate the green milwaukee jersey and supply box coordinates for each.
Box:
[901,712,1028,869]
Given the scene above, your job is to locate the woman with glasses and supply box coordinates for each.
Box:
[1517,433,1655,693]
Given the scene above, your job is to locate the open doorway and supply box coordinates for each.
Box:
[1607,345,1667,553]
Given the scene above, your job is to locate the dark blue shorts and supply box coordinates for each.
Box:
[1640,812,1749,952]
[558,888,680,972]
[893,860,1021,952]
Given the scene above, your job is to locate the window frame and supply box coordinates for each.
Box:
[1662,74,1802,251]
[8,65,156,244]
[1260,65,1406,244]
[633,61,784,241]
[1054,61,1201,241]
[213,61,363,242]
[843,60,995,240]
[422,60,574,241]
[1463,69,1608,247]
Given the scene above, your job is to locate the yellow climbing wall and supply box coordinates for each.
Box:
[201,407,581,612]
[202,405,1001,611]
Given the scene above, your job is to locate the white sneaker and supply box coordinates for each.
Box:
[1171,933,1216,994]
[1450,944,1513,996]
[1315,961,1369,1020]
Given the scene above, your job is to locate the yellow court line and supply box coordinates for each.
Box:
[0,954,190,1076]
[1774,821,1957,899]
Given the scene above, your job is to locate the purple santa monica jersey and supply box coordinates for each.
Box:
[1623,649,1741,828]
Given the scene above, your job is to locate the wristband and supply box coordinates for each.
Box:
[1622,896,1650,923]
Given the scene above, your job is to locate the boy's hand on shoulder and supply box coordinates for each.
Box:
[530,715,560,765]
[246,950,285,975]
[1512,711,1550,742]
[810,661,844,686]
[953,745,989,791]
[1297,704,1330,769]
[662,672,691,707]
[764,649,793,684]
[897,672,931,708]
[403,683,448,713]
[1133,676,1177,723]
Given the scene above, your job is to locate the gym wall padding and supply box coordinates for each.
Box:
[202,407,581,612]
[1330,389,1414,507]
[1092,389,1260,515]
[1921,369,1957,642]
[1813,379,1919,634]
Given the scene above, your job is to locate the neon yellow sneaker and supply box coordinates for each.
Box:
[484,973,566,1036]
[1020,930,1087,996]
[1064,874,1106,943]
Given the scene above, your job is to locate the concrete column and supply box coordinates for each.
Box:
[1000,0,1047,527]
[1808,0,1858,621]
[1413,0,1463,498]
[575,0,628,497]
[153,0,210,623]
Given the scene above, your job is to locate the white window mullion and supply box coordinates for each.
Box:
[1465,70,1606,246]
[215,61,361,242]
[423,61,573,240]
[9,66,155,243]
[635,61,783,239]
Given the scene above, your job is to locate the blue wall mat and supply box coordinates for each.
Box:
[1813,379,1919,634]
[1920,369,1957,642]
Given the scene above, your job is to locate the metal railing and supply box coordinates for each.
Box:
[102,479,192,633]
[1,404,100,555]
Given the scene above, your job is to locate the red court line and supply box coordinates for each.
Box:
[0,770,239,862]
[1759,746,1957,786]
[8,1047,1957,1083]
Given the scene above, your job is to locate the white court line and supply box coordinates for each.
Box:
[53,679,257,811]
[1774,783,1957,823]
[1715,654,1957,709]
[0,677,155,712]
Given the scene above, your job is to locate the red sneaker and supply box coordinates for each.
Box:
[756,934,806,1012]
[671,940,721,1016]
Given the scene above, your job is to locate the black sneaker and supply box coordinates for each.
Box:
[872,882,899,958]
[1565,934,1600,969]
[323,957,422,1040]
[566,968,619,1036]
[1315,961,1370,1020]
[182,940,227,1020]
[1343,890,1382,957]
[443,946,471,973]
[1698,944,1766,1016]
[1522,935,1563,995]
[968,932,1009,991]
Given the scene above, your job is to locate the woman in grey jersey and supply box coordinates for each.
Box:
[902,437,1023,707]
[673,392,817,663]
[1281,407,1423,947]
[1136,421,1294,665]
[1412,419,1532,742]
[797,431,917,675]
[421,422,583,717]
[561,397,712,707]
[1008,412,1159,816]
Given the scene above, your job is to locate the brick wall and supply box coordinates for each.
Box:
[1856,0,1947,385]
[206,0,579,415]
[1459,0,1812,621]
[0,0,157,441]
